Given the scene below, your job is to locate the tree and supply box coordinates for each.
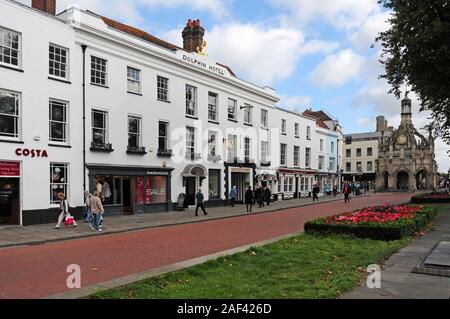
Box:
[377,0,450,143]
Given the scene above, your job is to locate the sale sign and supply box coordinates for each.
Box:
[136,177,144,205]
[0,161,20,177]
[145,177,152,205]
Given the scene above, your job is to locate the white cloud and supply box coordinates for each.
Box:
[278,95,312,110]
[309,49,365,88]
[349,10,391,51]
[167,22,307,85]
[269,0,378,30]
[356,118,371,126]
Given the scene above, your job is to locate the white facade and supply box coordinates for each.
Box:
[0,0,344,225]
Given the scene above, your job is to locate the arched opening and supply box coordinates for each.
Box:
[397,171,409,191]
[416,170,427,191]
[383,171,389,190]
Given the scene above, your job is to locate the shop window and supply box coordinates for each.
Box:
[208,92,218,122]
[0,27,21,68]
[49,99,68,143]
[0,89,20,139]
[49,44,69,80]
[127,67,141,94]
[157,76,169,101]
[186,84,197,117]
[91,56,107,86]
[50,163,68,205]
[208,169,221,200]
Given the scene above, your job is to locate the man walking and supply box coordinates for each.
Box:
[195,189,208,216]
[343,182,351,203]
[245,186,254,213]
[264,186,272,206]
[229,186,237,207]
[312,184,319,202]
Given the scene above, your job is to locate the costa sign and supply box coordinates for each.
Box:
[15,148,48,158]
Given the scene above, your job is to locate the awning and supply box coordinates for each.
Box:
[256,168,277,179]
[182,164,208,178]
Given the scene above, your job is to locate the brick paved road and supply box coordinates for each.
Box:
[0,193,412,299]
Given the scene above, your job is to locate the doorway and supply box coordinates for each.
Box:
[186,177,196,206]
[231,172,249,203]
[397,171,409,191]
[123,178,132,213]
[0,178,20,225]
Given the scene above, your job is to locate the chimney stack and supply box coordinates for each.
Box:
[182,19,205,53]
[32,0,56,16]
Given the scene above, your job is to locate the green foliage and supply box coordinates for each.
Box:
[377,0,450,144]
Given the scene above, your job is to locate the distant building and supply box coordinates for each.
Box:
[375,97,437,192]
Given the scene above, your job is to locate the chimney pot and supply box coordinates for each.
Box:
[32,0,56,16]
[182,18,205,53]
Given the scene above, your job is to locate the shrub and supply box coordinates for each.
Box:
[304,205,436,241]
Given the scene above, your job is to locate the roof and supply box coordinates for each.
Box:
[344,131,392,140]
[304,110,333,122]
[95,13,236,77]
[99,15,181,52]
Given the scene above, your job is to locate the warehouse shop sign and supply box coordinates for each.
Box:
[180,53,227,77]
[15,148,48,158]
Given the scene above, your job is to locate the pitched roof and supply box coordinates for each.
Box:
[303,110,333,122]
[99,15,181,52]
[94,13,236,77]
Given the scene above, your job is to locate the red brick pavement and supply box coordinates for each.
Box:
[0,193,413,299]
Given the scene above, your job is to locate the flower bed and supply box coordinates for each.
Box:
[411,193,450,204]
[304,205,436,240]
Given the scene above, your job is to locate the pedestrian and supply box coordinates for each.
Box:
[54,192,78,229]
[264,187,272,206]
[89,190,104,232]
[229,186,237,207]
[333,186,337,197]
[343,182,351,203]
[245,186,254,213]
[84,191,93,223]
[258,186,265,208]
[312,184,319,202]
[195,189,208,216]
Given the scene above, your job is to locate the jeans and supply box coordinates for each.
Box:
[230,198,236,207]
[91,213,101,231]
[85,209,93,222]
[196,204,207,216]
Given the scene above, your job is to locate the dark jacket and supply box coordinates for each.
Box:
[264,188,271,198]
[245,189,254,204]
[196,192,205,204]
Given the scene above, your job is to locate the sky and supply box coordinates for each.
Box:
[19,0,450,172]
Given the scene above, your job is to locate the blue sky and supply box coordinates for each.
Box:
[18,0,450,171]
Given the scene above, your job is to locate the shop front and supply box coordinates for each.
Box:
[181,164,208,206]
[278,168,318,199]
[317,172,339,194]
[87,164,174,215]
[225,162,256,203]
[0,161,21,225]
[256,167,278,200]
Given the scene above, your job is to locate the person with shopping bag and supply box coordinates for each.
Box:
[54,192,78,229]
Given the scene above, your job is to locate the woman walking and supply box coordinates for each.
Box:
[84,191,93,223]
[245,186,254,213]
[229,186,237,207]
[54,192,77,229]
[343,182,352,203]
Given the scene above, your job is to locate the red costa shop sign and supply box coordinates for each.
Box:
[15,148,48,158]
[0,161,20,177]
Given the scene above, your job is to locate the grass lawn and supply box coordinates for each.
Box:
[91,205,449,299]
